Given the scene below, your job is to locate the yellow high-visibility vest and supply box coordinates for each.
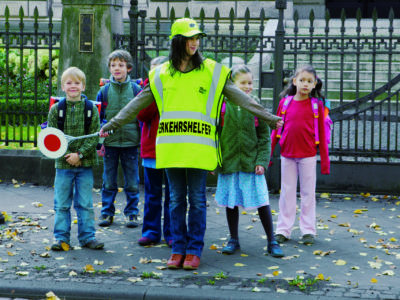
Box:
[149,59,230,170]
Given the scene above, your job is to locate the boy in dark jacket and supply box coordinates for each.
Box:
[97,50,142,228]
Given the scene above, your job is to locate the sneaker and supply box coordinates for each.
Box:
[166,239,173,248]
[183,254,200,270]
[82,239,104,250]
[98,215,113,227]
[302,234,315,245]
[222,238,240,255]
[275,234,289,244]
[167,254,185,269]
[267,241,284,257]
[126,215,138,228]
[138,236,156,246]
[51,240,72,251]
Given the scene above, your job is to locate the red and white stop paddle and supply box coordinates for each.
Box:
[38,127,111,159]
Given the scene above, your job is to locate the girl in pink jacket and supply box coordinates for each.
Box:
[270,65,330,245]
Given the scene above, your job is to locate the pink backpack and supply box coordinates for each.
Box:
[275,96,332,145]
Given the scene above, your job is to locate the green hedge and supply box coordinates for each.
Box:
[0,98,49,126]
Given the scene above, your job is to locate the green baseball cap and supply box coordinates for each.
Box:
[169,18,206,39]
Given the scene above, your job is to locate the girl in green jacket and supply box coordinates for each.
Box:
[216,65,284,258]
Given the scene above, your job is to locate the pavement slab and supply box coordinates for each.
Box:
[0,181,399,300]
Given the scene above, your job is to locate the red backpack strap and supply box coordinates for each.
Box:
[275,96,293,139]
[311,97,320,145]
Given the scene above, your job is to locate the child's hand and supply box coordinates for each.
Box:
[97,144,105,157]
[65,153,81,167]
[255,165,265,175]
[276,119,284,129]
[99,129,110,138]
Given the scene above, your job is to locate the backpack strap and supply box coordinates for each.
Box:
[311,97,320,145]
[83,97,93,135]
[57,98,67,132]
[275,96,293,139]
[99,83,110,122]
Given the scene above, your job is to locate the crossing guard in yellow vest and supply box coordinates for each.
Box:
[149,58,230,171]
[100,17,283,271]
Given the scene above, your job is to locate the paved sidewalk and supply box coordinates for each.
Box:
[0,181,400,300]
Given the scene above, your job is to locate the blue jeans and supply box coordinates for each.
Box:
[165,168,207,257]
[142,167,172,243]
[101,146,140,217]
[53,167,96,246]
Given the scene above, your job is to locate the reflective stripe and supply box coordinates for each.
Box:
[206,62,223,116]
[156,135,216,148]
[160,111,216,125]
[153,65,164,113]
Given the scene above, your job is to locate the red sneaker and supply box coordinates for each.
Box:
[183,254,200,270]
[167,254,185,269]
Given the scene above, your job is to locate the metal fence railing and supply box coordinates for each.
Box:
[1,1,399,166]
[0,6,60,147]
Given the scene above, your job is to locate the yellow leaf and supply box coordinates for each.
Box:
[84,264,95,272]
[320,193,330,198]
[268,266,279,270]
[118,188,123,192]
[246,225,254,230]
[240,254,248,257]
[46,291,61,300]
[353,209,363,214]
[361,192,370,197]
[272,270,280,276]
[241,211,247,215]
[338,223,350,227]
[73,220,77,224]
[313,250,323,255]
[389,237,397,242]
[343,197,352,200]
[371,197,379,202]
[209,244,218,250]
[335,259,347,266]
[7,251,16,256]
[370,278,378,283]
[234,263,246,267]
[316,273,324,280]
[61,242,70,251]
[330,215,337,218]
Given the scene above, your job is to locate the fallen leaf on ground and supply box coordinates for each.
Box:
[370,278,378,283]
[234,263,246,267]
[335,259,347,266]
[46,291,61,300]
[84,264,95,272]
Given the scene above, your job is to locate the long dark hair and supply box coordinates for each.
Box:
[169,35,203,76]
[279,65,325,105]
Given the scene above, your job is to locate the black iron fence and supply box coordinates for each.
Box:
[0,6,59,147]
[1,1,399,166]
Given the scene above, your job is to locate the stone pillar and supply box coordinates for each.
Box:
[58,0,124,100]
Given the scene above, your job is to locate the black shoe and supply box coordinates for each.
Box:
[222,238,240,255]
[126,215,138,228]
[51,240,72,251]
[98,215,113,227]
[302,234,315,245]
[82,239,104,250]
[275,234,289,244]
[0,214,5,224]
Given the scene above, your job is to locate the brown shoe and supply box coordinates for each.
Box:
[183,254,200,270]
[167,254,185,269]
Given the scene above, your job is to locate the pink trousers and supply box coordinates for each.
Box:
[276,156,317,238]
